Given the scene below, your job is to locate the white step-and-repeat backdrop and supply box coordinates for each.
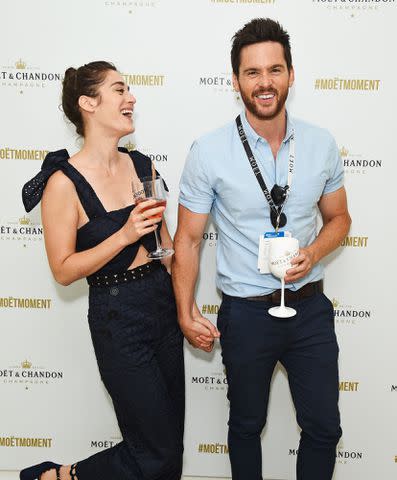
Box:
[1,1,396,479]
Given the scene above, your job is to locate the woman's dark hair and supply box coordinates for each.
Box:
[62,61,117,136]
[231,18,292,76]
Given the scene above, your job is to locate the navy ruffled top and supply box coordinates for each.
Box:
[22,148,164,281]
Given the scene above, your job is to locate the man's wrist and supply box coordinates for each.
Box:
[305,244,319,265]
[178,314,195,327]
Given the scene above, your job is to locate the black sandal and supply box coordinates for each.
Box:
[70,464,77,480]
[20,461,61,480]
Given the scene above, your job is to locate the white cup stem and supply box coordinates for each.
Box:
[280,278,285,308]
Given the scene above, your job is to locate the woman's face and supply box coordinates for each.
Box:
[87,69,136,138]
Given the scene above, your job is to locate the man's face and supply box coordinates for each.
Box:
[233,41,294,121]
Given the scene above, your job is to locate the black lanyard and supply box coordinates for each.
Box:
[235,115,295,230]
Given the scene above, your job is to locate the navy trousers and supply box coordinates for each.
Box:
[218,291,342,480]
[76,266,185,480]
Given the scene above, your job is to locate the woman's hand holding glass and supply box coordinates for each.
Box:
[132,175,174,259]
[121,199,165,245]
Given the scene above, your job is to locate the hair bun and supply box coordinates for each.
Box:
[63,67,77,83]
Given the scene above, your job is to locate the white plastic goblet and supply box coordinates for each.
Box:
[268,237,299,318]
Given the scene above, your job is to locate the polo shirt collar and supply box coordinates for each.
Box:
[240,109,294,147]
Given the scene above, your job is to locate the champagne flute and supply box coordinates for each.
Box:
[268,237,299,318]
[132,174,174,259]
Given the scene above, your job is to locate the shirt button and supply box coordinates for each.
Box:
[110,287,119,296]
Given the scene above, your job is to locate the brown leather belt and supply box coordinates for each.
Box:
[246,280,323,304]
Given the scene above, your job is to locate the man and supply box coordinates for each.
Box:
[172,18,351,480]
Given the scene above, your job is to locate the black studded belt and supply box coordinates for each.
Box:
[245,280,323,304]
[87,261,163,287]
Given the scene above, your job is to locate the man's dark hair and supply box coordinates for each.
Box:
[231,18,292,76]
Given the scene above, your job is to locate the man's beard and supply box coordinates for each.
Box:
[239,86,289,121]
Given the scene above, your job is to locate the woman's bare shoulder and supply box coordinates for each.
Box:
[45,169,75,194]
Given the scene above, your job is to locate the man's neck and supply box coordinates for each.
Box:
[245,108,287,150]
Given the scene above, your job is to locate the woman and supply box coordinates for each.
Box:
[20,61,187,480]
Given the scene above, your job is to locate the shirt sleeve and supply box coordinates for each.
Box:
[178,141,215,214]
[323,136,344,195]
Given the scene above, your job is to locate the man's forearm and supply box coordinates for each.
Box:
[307,212,351,264]
[172,235,201,323]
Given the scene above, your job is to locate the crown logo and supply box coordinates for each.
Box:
[19,215,30,225]
[15,58,27,69]
[332,298,339,308]
[339,146,349,158]
[21,359,32,369]
[124,141,135,152]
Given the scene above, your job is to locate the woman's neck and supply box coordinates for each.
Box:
[78,132,122,172]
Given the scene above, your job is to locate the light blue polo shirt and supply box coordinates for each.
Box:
[179,110,344,297]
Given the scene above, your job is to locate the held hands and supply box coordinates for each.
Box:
[180,303,220,353]
[121,199,165,245]
[284,246,315,283]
